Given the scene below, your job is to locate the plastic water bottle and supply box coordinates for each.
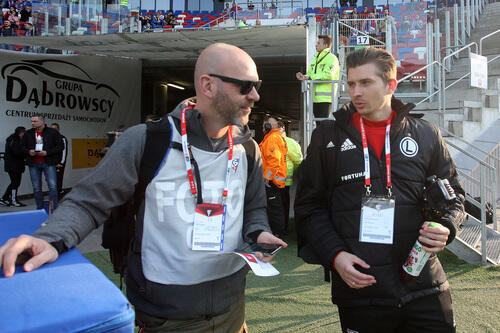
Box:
[400,222,439,283]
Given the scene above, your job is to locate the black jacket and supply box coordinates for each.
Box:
[4,134,26,173]
[22,126,64,166]
[295,98,466,308]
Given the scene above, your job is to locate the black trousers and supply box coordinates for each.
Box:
[313,103,332,126]
[265,182,286,237]
[338,290,455,333]
[281,185,290,233]
[56,164,65,199]
[2,171,22,202]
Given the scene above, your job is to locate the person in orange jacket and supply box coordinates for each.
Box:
[259,116,288,237]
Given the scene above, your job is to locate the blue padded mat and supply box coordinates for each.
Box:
[0,210,134,333]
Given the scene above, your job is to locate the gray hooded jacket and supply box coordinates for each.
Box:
[34,100,270,319]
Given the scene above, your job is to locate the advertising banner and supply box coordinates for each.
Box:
[0,50,141,195]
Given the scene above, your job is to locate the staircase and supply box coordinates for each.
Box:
[426,1,500,266]
[448,213,500,265]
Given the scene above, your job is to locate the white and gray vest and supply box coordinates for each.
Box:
[141,117,248,285]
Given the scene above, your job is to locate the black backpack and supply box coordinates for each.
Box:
[101,117,258,287]
[101,118,172,285]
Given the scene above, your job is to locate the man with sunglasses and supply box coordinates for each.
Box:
[0,43,286,332]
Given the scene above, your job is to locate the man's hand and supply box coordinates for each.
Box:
[56,164,63,168]
[28,149,36,156]
[37,150,47,156]
[254,231,288,262]
[0,235,58,278]
[296,72,305,81]
[264,179,271,188]
[419,222,449,253]
[334,251,376,289]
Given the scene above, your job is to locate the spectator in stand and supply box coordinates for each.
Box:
[223,3,231,15]
[0,126,26,207]
[363,12,377,34]
[152,12,165,27]
[20,3,31,22]
[6,6,20,28]
[410,14,425,32]
[14,0,22,10]
[248,1,255,10]
[3,0,16,9]
[340,0,348,7]
[350,13,361,35]
[139,14,152,29]
[270,1,277,9]
[360,7,370,19]
[0,19,16,36]
[23,21,32,35]
[349,0,357,8]
[230,0,237,18]
[262,2,268,9]
[399,15,410,33]
[143,21,153,31]
[165,10,175,25]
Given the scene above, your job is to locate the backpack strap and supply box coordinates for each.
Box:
[242,139,256,176]
[133,117,173,207]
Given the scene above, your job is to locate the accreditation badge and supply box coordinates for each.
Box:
[359,195,395,244]
[192,203,226,251]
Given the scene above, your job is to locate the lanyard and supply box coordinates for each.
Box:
[359,116,392,197]
[180,106,234,203]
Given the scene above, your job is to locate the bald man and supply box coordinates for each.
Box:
[0,43,286,332]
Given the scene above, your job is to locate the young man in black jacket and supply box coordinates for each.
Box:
[22,115,63,210]
[295,47,465,332]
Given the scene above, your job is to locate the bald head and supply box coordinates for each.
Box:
[267,117,279,129]
[194,43,258,94]
[193,43,260,136]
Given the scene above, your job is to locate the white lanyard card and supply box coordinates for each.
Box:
[192,203,226,251]
[359,195,395,244]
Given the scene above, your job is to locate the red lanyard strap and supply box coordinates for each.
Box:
[181,106,234,203]
[359,116,392,196]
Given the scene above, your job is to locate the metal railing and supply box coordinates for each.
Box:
[445,139,497,265]
[301,79,342,151]
[235,0,304,21]
[440,42,478,127]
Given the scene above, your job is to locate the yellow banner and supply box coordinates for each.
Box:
[72,138,107,169]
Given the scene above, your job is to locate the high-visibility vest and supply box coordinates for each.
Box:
[259,129,287,188]
[283,134,303,186]
[306,49,340,103]
[238,20,249,29]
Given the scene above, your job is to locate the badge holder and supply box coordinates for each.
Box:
[359,185,395,244]
[180,105,233,252]
[192,202,226,251]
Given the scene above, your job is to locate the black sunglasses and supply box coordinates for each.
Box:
[209,74,262,95]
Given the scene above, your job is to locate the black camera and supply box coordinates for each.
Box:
[422,175,457,220]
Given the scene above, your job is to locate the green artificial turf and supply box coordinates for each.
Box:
[85,222,500,332]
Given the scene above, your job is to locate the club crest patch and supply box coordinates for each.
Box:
[400,137,419,157]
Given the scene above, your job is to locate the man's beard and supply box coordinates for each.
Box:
[213,89,251,127]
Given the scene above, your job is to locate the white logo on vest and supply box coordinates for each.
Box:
[400,137,419,157]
